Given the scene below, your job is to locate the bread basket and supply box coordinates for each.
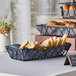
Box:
[36,24,76,37]
[59,2,76,19]
[6,42,71,61]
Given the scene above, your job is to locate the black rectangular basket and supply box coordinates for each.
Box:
[36,24,76,37]
[6,42,71,61]
[59,2,76,19]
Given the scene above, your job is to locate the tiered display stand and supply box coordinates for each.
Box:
[35,2,76,51]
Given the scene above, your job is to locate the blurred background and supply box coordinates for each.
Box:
[0,0,71,43]
[31,0,70,41]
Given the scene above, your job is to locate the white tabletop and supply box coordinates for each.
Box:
[0,53,76,76]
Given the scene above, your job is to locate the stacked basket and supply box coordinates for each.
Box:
[36,1,76,38]
[60,2,76,19]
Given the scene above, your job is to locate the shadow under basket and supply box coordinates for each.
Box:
[6,42,71,61]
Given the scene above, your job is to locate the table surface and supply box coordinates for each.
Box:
[0,53,76,76]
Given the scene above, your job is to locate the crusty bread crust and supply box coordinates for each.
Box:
[20,40,29,48]
[61,34,67,45]
[63,4,70,10]
[26,42,36,49]
[63,21,73,25]
[52,36,57,46]
[57,22,65,26]
[56,38,62,47]
[35,41,40,48]
[49,37,54,47]
[40,39,51,47]
[70,5,76,9]
[65,22,76,27]
[46,21,58,26]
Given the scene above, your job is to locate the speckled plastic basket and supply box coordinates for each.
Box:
[6,42,71,61]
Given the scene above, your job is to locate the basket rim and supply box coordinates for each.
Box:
[36,24,76,29]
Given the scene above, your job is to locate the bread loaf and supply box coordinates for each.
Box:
[70,5,76,9]
[63,4,70,10]
[46,21,58,26]
[65,22,76,27]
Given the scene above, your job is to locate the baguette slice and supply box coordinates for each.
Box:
[49,37,54,47]
[56,38,62,47]
[20,40,29,48]
[40,39,51,47]
[61,34,67,45]
[26,42,36,49]
[52,36,57,46]
[35,41,40,48]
